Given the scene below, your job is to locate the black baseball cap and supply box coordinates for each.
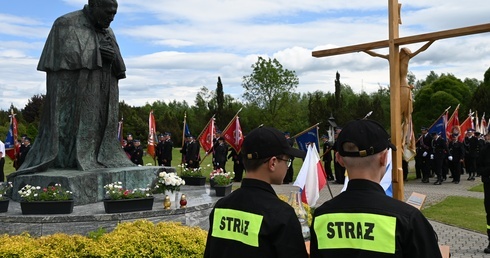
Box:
[337,119,396,157]
[242,126,306,160]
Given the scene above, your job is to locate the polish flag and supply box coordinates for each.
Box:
[293,143,327,206]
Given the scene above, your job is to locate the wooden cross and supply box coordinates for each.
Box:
[313,0,490,201]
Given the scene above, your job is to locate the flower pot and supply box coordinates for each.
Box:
[210,178,216,188]
[20,200,74,215]
[181,176,206,186]
[0,199,9,213]
[103,197,154,214]
[214,184,233,197]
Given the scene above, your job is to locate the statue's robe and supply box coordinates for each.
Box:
[8,6,134,179]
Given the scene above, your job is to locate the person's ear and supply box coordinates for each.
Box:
[335,152,345,168]
[379,149,388,167]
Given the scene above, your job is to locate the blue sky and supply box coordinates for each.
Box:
[1,0,490,111]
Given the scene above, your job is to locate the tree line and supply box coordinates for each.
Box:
[1,57,489,147]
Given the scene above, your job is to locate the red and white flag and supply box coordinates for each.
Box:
[147,110,156,159]
[293,143,327,206]
[222,116,244,152]
[198,117,216,153]
[481,114,487,136]
[458,113,474,142]
[446,105,460,139]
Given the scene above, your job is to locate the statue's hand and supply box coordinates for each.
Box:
[100,44,115,61]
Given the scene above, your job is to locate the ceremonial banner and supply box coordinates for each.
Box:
[293,124,320,153]
[481,114,487,135]
[198,116,216,153]
[147,110,156,159]
[446,105,460,139]
[427,112,447,141]
[458,114,474,142]
[5,111,18,161]
[222,116,244,152]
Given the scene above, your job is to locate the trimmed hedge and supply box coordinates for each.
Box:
[0,220,207,257]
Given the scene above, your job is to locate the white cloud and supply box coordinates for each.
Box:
[0,0,489,111]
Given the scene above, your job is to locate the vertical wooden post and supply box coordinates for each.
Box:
[388,0,404,201]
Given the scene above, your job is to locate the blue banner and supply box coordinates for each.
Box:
[295,126,319,153]
[428,115,447,141]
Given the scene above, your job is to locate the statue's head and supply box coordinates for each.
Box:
[88,0,118,29]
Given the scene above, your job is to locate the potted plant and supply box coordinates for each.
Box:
[209,168,223,188]
[179,164,209,186]
[18,183,74,215]
[152,171,185,208]
[0,182,12,213]
[103,182,154,213]
[210,171,235,197]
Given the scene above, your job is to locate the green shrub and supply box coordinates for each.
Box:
[0,220,207,257]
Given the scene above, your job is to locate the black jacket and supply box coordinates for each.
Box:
[204,179,308,258]
[310,179,442,258]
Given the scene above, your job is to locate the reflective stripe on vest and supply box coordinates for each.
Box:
[211,208,264,247]
[314,213,396,254]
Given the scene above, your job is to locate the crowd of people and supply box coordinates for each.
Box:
[414,127,486,185]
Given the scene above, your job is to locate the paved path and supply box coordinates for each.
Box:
[269,175,488,258]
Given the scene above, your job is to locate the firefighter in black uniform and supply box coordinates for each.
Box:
[431,131,448,185]
[130,139,143,166]
[478,131,490,253]
[321,134,334,181]
[464,129,479,180]
[156,134,165,166]
[204,126,308,258]
[310,119,442,258]
[420,127,432,183]
[448,133,465,184]
[162,132,173,166]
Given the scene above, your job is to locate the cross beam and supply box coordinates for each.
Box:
[313,23,490,58]
[313,0,490,201]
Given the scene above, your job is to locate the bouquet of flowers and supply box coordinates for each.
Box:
[104,182,152,200]
[18,183,73,202]
[0,182,12,200]
[153,171,185,193]
[210,170,235,186]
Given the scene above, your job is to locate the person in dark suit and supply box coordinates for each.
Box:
[156,133,165,166]
[130,139,143,166]
[431,132,448,185]
[185,136,200,168]
[213,137,228,173]
[464,129,479,180]
[228,148,244,182]
[162,132,173,167]
[448,133,464,184]
[420,127,432,183]
[321,134,334,181]
[17,138,31,169]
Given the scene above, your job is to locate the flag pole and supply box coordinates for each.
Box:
[221,108,243,134]
[181,112,187,164]
[291,123,320,139]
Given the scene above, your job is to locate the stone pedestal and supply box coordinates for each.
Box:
[10,166,176,205]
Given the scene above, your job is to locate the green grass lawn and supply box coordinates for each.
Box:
[422,196,486,234]
[5,148,488,235]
